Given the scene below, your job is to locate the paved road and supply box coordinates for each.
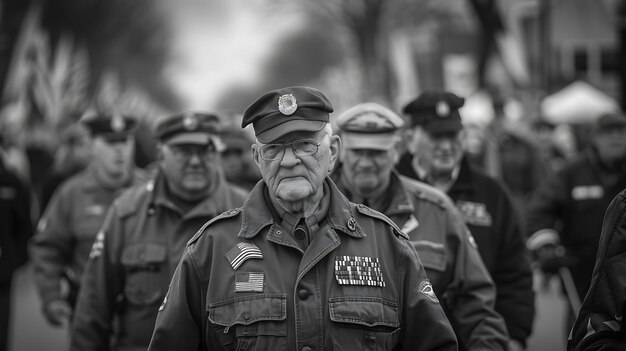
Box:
[8,264,568,351]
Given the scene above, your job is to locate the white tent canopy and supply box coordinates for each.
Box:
[541,80,620,124]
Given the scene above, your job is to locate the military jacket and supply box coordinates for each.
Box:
[334,169,508,350]
[398,154,535,346]
[70,172,248,351]
[148,179,458,351]
[30,165,147,306]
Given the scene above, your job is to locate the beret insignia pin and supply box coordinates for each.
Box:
[278,94,297,115]
[111,115,125,132]
[183,114,199,131]
[435,101,450,118]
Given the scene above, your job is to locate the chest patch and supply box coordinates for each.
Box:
[334,256,385,287]
[455,200,492,227]
[571,185,604,200]
[226,242,263,270]
[235,272,264,292]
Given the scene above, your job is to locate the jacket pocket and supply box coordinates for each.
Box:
[413,240,446,272]
[329,296,400,351]
[208,294,287,351]
[121,243,167,305]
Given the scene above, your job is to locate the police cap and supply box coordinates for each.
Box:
[336,103,404,150]
[153,111,221,145]
[402,91,465,135]
[241,86,333,143]
[80,113,137,141]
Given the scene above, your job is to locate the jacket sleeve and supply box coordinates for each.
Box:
[30,187,73,306]
[568,190,626,351]
[70,207,123,351]
[526,169,569,249]
[399,237,459,351]
[148,246,205,351]
[445,205,510,350]
[492,186,535,345]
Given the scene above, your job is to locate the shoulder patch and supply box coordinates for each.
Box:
[187,207,242,246]
[355,204,409,240]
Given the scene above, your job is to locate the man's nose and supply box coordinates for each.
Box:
[280,146,300,166]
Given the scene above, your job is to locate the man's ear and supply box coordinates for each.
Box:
[328,134,342,170]
[403,128,417,154]
[156,143,164,161]
[251,143,261,169]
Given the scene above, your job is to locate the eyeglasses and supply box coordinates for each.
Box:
[166,143,217,162]
[258,139,321,161]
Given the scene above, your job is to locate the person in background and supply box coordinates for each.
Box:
[70,112,248,351]
[526,112,626,333]
[148,86,458,351]
[398,91,535,351]
[39,122,91,212]
[567,187,626,351]
[331,102,509,350]
[0,152,33,351]
[30,113,147,328]
[220,125,261,190]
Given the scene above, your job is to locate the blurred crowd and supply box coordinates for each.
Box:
[1,84,625,351]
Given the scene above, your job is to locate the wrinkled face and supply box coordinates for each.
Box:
[92,136,135,178]
[159,141,221,199]
[593,126,626,163]
[252,126,340,205]
[339,147,397,198]
[406,127,465,175]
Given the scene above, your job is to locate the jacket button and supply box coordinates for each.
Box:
[302,347,312,351]
[243,312,250,321]
[297,289,310,300]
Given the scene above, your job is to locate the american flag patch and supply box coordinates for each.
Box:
[334,256,385,287]
[226,242,263,270]
[235,272,264,292]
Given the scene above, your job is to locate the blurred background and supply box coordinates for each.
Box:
[2,0,625,350]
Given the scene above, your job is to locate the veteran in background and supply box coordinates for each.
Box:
[398,91,535,351]
[70,112,248,351]
[30,113,147,328]
[149,87,458,351]
[332,102,509,350]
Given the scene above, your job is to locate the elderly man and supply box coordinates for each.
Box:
[70,112,248,351]
[331,102,508,350]
[397,91,535,351]
[31,113,147,327]
[148,86,458,351]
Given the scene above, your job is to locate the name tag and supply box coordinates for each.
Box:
[571,185,603,200]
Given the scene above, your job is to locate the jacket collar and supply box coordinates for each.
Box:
[238,178,366,239]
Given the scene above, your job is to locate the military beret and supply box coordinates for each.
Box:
[153,112,222,145]
[402,91,465,134]
[336,103,404,150]
[80,113,137,140]
[241,86,333,143]
[594,112,626,131]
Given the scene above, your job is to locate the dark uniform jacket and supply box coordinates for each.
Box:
[70,171,248,351]
[333,169,508,350]
[398,154,535,346]
[30,165,148,307]
[568,188,626,351]
[527,148,626,299]
[148,179,458,351]
[0,159,32,285]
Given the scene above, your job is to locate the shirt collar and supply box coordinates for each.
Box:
[238,178,366,239]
